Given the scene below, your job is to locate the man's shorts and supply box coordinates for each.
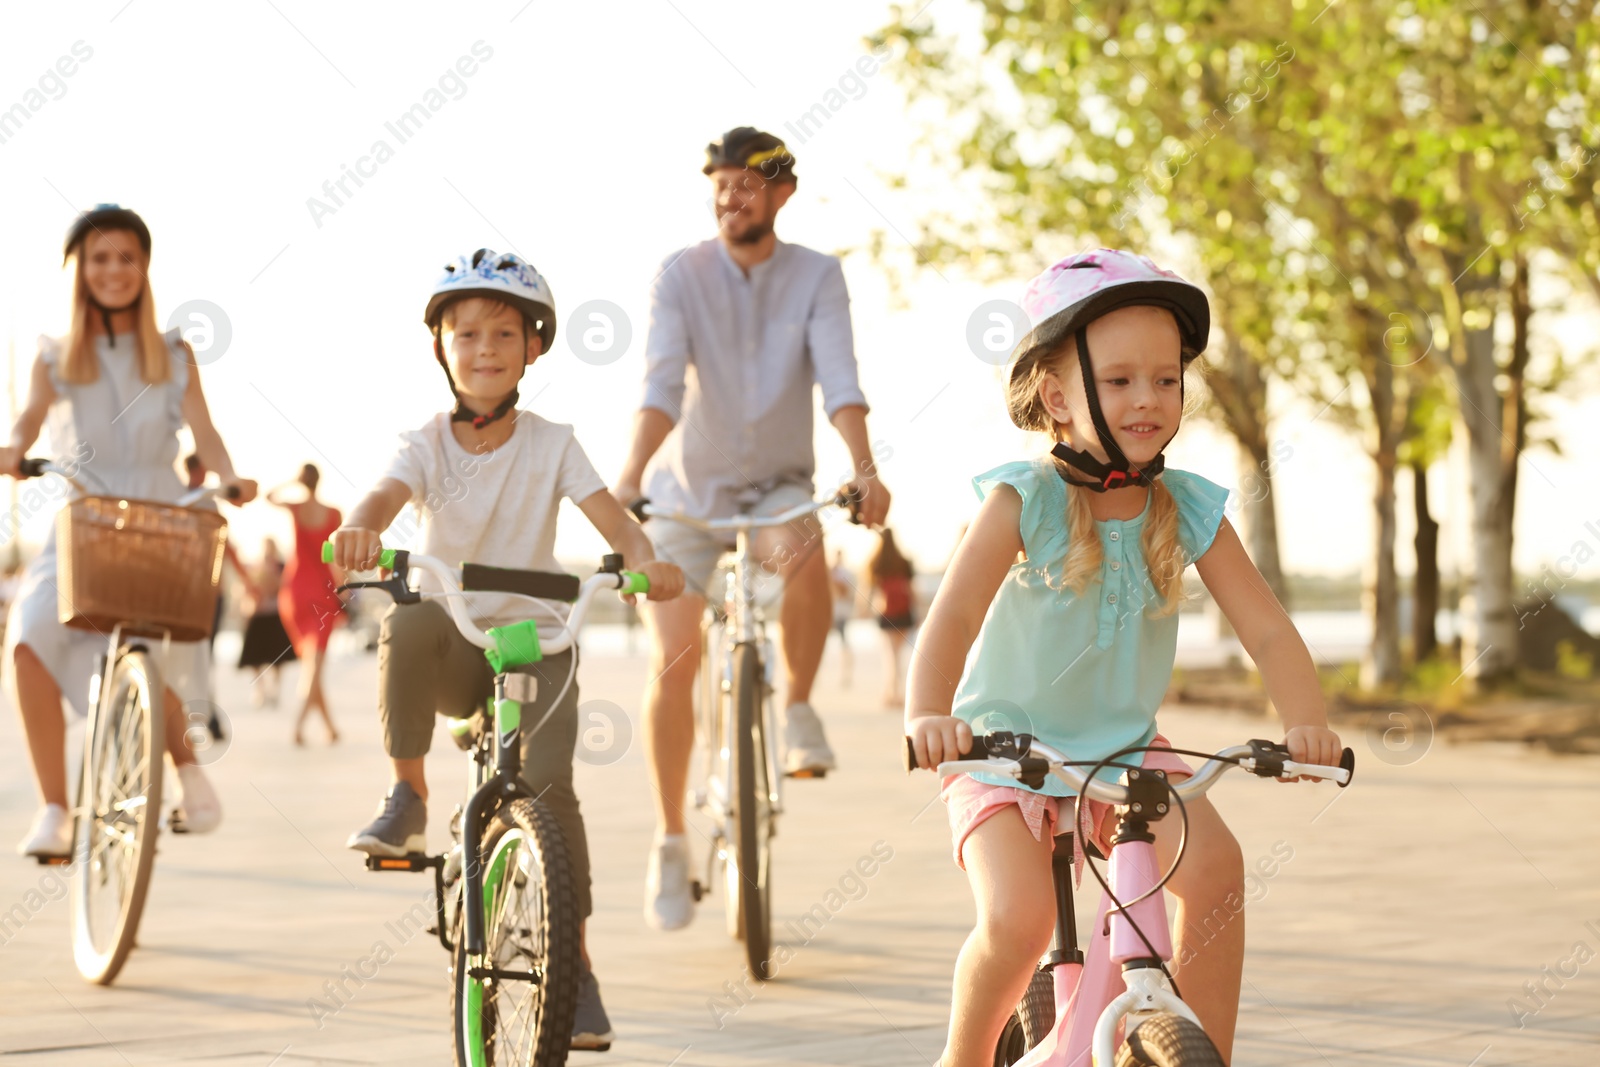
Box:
[644,483,818,598]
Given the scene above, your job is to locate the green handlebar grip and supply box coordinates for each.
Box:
[620,570,650,596]
[320,542,397,569]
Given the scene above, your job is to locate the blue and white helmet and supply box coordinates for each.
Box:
[424,248,557,351]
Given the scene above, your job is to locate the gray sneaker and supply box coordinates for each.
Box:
[571,958,615,1051]
[782,702,836,776]
[345,781,426,857]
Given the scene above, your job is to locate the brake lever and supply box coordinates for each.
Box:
[334,551,420,605]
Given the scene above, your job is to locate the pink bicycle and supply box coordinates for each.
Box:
[907,731,1353,1066]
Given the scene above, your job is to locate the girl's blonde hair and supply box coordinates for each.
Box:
[59,235,171,386]
[1006,321,1195,617]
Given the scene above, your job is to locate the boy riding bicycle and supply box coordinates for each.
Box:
[329,249,683,1051]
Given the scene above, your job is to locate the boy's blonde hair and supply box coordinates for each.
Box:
[59,238,171,386]
[1005,324,1193,617]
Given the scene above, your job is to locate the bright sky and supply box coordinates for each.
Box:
[2,1,1597,584]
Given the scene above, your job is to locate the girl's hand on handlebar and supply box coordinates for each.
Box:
[907,714,972,772]
[634,560,684,605]
[330,526,384,571]
[1283,724,1342,782]
[0,446,23,479]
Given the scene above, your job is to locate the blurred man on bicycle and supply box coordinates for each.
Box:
[612,128,891,931]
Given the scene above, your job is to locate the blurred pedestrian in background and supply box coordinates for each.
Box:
[236,537,295,707]
[829,549,856,688]
[267,463,344,745]
[869,528,916,710]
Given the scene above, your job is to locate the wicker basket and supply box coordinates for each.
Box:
[55,496,228,642]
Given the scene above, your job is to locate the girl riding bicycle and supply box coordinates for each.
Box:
[3,205,257,857]
[905,250,1342,1066]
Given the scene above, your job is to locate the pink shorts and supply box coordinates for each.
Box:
[942,734,1193,876]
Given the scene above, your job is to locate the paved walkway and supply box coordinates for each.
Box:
[1,626,1597,1065]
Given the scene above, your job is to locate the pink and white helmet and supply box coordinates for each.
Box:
[1011,248,1210,389]
[1009,249,1211,491]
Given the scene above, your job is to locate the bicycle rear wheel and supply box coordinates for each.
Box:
[71,647,164,985]
[1114,1012,1225,1067]
[994,967,1056,1065]
[728,642,774,979]
[452,798,580,1067]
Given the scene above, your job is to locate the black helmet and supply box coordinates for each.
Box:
[703,127,796,183]
[63,204,151,265]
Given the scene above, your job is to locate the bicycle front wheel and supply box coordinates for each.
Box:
[728,642,774,979]
[995,967,1056,1065]
[452,798,580,1067]
[72,647,164,985]
[1114,1013,1225,1067]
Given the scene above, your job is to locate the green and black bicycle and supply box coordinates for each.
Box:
[325,543,648,1067]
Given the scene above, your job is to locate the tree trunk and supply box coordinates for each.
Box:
[1361,318,1403,689]
[1442,259,1521,687]
[1205,334,1291,609]
[1235,431,1290,610]
[1411,459,1439,663]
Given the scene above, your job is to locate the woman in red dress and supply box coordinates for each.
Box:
[269,463,344,744]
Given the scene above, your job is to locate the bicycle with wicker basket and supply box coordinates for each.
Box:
[19,457,237,984]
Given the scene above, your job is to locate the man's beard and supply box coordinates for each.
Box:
[722,211,774,245]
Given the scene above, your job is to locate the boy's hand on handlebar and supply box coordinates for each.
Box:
[330,526,384,571]
[1283,724,1342,782]
[634,560,684,604]
[223,478,258,505]
[907,714,972,772]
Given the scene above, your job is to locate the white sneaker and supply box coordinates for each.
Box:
[171,762,222,834]
[782,702,836,776]
[644,833,694,931]
[18,804,72,857]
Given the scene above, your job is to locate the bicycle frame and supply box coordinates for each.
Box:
[331,546,645,961]
[638,493,852,862]
[928,732,1352,1066]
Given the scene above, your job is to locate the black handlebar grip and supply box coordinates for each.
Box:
[628,497,651,524]
[223,484,242,501]
[1337,746,1356,788]
[17,458,46,479]
[839,485,864,525]
[903,735,918,774]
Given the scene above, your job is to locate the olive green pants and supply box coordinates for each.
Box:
[377,599,591,919]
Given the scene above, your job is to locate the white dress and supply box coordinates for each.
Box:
[3,330,207,717]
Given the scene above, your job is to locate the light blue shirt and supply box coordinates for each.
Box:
[641,238,868,520]
[952,458,1230,797]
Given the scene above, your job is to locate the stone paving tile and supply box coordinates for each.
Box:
[3,633,1597,1065]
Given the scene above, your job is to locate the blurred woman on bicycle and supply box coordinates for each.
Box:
[906,250,1341,1065]
[3,205,257,857]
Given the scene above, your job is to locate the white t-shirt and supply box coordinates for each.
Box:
[382,410,608,629]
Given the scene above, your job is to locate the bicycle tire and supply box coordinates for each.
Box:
[994,966,1056,1065]
[729,642,774,979]
[71,648,164,985]
[452,798,580,1067]
[1114,1012,1225,1067]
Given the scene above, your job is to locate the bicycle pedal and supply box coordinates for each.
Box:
[690,879,705,902]
[33,853,71,866]
[365,853,445,872]
[785,768,827,779]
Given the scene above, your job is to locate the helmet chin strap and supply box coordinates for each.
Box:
[433,328,522,431]
[86,294,134,349]
[1050,325,1181,493]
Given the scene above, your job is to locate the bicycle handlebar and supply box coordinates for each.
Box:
[905,731,1353,804]
[630,486,863,531]
[17,457,240,507]
[322,543,647,655]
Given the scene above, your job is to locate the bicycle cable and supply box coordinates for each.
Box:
[1071,744,1195,1000]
